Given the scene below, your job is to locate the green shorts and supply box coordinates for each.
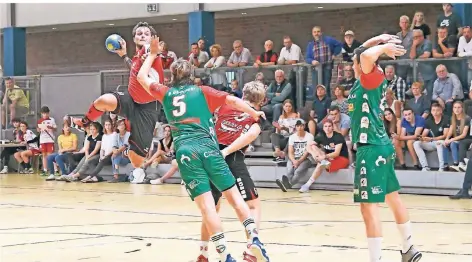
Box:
[175,139,235,200]
[353,144,401,203]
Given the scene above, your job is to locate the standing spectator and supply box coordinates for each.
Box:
[37,106,57,176]
[341,30,362,62]
[298,120,349,193]
[276,119,314,192]
[411,11,431,39]
[159,41,177,70]
[385,65,408,103]
[405,82,431,119]
[410,29,435,100]
[310,84,331,122]
[270,99,299,162]
[396,15,414,80]
[331,86,348,114]
[14,121,40,174]
[413,103,450,171]
[337,64,356,96]
[432,64,464,116]
[227,40,252,67]
[396,108,425,169]
[254,40,278,68]
[0,118,25,173]
[457,26,472,81]
[197,37,206,52]
[1,77,29,128]
[437,3,463,37]
[45,123,78,181]
[261,70,293,122]
[204,44,227,91]
[278,36,303,65]
[444,101,469,170]
[305,26,342,94]
[109,119,131,183]
[188,42,209,68]
[432,26,458,58]
[385,88,402,119]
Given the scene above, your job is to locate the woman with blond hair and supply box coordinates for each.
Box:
[411,11,431,38]
[445,101,472,172]
[204,44,227,91]
[385,88,402,118]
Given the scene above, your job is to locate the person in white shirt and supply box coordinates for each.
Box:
[275,119,314,191]
[457,26,472,80]
[278,36,303,65]
[37,106,57,176]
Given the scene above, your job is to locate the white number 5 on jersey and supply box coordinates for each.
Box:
[172,95,186,117]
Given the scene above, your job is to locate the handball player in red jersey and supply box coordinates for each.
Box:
[70,22,165,168]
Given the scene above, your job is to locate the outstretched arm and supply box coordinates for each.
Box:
[221,123,261,157]
[225,95,265,121]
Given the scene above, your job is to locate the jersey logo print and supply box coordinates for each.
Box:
[375,156,387,166]
[234,112,250,122]
[180,154,191,166]
[360,117,370,128]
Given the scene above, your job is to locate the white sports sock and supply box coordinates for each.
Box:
[200,241,209,258]
[367,237,382,262]
[305,177,316,186]
[211,233,229,261]
[397,221,413,253]
[243,218,258,241]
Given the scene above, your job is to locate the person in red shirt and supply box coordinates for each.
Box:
[70,22,164,168]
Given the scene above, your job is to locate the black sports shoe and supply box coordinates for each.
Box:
[282,175,292,189]
[449,190,472,200]
[275,179,287,192]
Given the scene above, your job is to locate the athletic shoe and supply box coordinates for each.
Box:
[421,167,430,172]
[275,179,287,192]
[242,251,257,262]
[282,175,292,189]
[150,178,163,185]
[458,162,467,172]
[196,254,208,262]
[108,178,120,183]
[27,168,34,174]
[401,246,422,262]
[0,166,8,174]
[449,190,472,200]
[55,175,68,181]
[272,157,285,163]
[465,158,469,166]
[55,170,61,176]
[40,170,48,176]
[45,175,56,181]
[220,254,237,262]
[299,183,310,193]
[249,237,270,262]
[70,116,90,132]
[449,165,462,172]
[64,175,78,182]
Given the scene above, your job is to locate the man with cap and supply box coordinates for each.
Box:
[276,119,314,192]
[310,84,331,122]
[342,30,362,62]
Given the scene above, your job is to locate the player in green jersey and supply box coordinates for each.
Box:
[348,34,422,262]
[137,36,270,262]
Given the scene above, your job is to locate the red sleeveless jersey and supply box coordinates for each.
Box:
[215,104,259,147]
[128,46,165,104]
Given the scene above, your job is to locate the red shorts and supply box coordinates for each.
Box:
[31,148,42,155]
[40,143,54,154]
[327,156,350,173]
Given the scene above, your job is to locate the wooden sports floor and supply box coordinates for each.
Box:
[1,174,471,262]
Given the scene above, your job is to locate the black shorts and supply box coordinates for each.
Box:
[211,144,258,203]
[111,91,162,157]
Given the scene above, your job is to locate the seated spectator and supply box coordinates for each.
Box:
[396,108,425,169]
[108,119,130,183]
[433,26,458,58]
[298,120,350,193]
[305,26,342,94]
[341,30,361,63]
[270,99,299,162]
[299,110,317,137]
[194,78,202,86]
[159,41,177,69]
[227,40,252,67]
[254,40,278,68]
[310,84,331,122]
[13,121,40,174]
[447,102,472,172]
[61,125,90,175]
[413,103,450,171]
[204,44,227,91]
[278,35,303,65]
[457,26,472,80]
[337,64,356,96]
[0,118,25,173]
[466,82,472,116]
[384,108,404,165]
[81,120,116,183]
[144,125,174,169]
[37,106,57,176]
[45,123,78,181]
[437,3,462,37]
[229,80,242,98]
[432,64,463,116]
[188,42,209,68]
[275,119,314,192]
[385,65,408,103]
[58,122,102,182]
[318,106,350,138]
[1,77,29,128]
[385,88,402,119]
[411,11,431,39]
[405,82,431,119]
[261,70,293,122]
[331,86,348,114]
[410,29,435,100]
[254,72,268,91]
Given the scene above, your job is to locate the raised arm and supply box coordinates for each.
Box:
[137,36,168,102]
[221,123,261,157]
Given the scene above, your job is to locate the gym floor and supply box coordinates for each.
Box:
[1,174,471,262]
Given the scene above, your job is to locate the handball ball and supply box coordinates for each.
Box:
[105,34,122,52]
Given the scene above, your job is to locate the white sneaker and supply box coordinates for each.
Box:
[438,168,445,172]
[45,175,56,181]
[465,158,469,166]
[299,184,311,193]
[421,167,430,172]
[150,178,163,185]
[459,162,467,172]
[0,166,8,174]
